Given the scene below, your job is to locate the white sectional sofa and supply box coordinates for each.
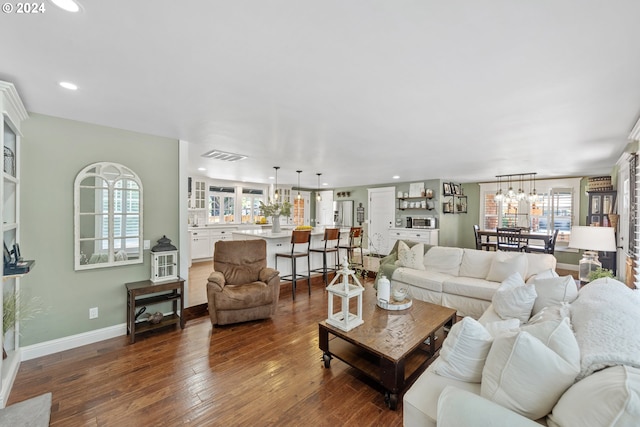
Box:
[381,242,557,319]
[403,277,640,427]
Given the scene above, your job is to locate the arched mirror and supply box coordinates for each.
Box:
[74,162,143,270]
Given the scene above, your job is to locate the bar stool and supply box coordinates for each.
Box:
[309,228,340,285]
[338,227,364,270]
[275,229,312,300]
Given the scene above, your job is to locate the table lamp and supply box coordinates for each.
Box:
[568,226,616,282]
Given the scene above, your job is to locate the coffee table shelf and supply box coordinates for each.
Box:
[319,288,455,410]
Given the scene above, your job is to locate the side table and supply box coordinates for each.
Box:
[126,278,185,343]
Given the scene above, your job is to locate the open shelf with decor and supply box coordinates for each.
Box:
[0,80,29,407]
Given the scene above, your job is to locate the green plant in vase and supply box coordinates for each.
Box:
[3,292,45,358]
[587,267,615,282]
[260,199,292,233]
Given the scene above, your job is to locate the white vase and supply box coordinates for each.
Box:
[271,215,281,233]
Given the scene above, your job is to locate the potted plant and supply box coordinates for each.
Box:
[3,292,45,358]
[259,199,292,233]
[587,267,615,282]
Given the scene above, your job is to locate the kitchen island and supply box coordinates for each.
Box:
[231,228,350,278]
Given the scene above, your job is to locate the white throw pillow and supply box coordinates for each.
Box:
[424,246,464,275]
[528,303,570,324]
[431,317,493,383]
[483,318,520,338]
[459,249,495,279]
[397,241,425,270]
[526,268,559,284]
[531,275,578,315]
[486,252,528,283]
[481,319,580,420]
[548,365,640,427]
[492,273,537,323]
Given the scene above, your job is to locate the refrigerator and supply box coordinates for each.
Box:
[333,200,354,227]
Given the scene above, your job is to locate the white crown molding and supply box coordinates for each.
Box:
[630,115,640,142]
[0,81,28,132]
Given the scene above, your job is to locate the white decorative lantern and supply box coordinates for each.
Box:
[326,256,364,331]
[150,235,179,283]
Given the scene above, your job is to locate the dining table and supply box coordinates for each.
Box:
[477,229,554,247]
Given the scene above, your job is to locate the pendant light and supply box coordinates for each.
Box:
[495,175,504,201]
[517,174,527,201]
[316,173,322,201]
[273,166,280,201]
[528,173,538,203]
[296,170,302,200]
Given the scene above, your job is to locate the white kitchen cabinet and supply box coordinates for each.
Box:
[190,229,211,260]
[388,228,439,249]
[190,227,238,262]
[190,179,206,209]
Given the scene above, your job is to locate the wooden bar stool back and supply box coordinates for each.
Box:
[309,228,341,285]
[338,227,364,270]
[275,229,312,300]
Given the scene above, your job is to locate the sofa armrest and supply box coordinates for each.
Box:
[207,271,226,292]
[437,386,541,427]
[259,267,279,284]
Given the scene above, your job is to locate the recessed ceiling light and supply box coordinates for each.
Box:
[392,176,400,180]
[198,167,206,171]
[59,81,78,90]
[51,0,80,12]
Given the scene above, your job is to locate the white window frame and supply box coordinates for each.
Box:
[241,188,266,224]
[208,186,236,224]
[480,177,580,251]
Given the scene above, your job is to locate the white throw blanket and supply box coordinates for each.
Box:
[570,278,640,379]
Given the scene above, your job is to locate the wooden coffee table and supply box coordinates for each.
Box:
[318,288,456,410]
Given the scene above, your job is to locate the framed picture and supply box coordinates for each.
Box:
[453,183,461,195]
[443,182,452,196]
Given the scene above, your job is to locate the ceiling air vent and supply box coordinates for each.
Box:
[201,149,247,162]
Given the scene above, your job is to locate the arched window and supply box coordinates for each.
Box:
[74,162,143,270]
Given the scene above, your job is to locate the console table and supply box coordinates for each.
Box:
[125,278,185,343]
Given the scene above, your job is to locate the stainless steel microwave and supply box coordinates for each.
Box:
[412,217,436,229]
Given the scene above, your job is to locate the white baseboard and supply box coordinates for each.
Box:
[21,324,127,361]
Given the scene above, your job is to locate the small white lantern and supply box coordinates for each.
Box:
[326,256,364,331]
[150,235,179,283]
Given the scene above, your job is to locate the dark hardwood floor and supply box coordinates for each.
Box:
[8,274,404,426]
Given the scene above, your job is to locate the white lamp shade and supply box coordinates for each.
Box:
[569,226,616,252]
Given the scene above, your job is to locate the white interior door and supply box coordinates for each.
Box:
[316,190,334,227]
[368,187,396,255]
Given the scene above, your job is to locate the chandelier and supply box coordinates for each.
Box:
[495,173,537,204]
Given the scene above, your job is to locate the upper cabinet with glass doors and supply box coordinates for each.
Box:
[74,162,143,270]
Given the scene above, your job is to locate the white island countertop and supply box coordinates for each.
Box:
[232,228,329,240]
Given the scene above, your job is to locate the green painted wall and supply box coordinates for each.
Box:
[19,114,179,346]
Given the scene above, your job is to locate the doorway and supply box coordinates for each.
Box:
[367,187,396,255]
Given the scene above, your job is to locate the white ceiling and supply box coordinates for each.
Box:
[2,0,640,189]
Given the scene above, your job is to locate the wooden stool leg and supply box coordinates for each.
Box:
[291,257,296,301]
[307,255,311,295]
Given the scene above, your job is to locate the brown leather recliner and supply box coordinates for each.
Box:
[207,239,280,326]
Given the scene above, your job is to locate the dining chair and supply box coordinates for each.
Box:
[496,227,527,252]
[473,225,497,251]
[526,229,559,254]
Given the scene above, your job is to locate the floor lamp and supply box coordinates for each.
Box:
[568,226,617,282]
